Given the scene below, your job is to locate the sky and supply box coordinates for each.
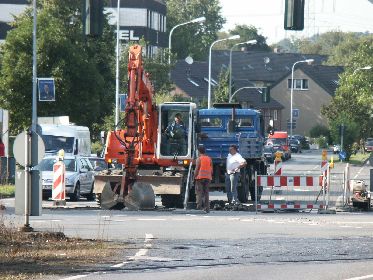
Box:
[219,0,373,44]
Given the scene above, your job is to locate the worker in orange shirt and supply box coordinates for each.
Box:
[194,145,213,213]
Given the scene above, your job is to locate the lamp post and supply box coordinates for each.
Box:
[353,65,372,75]
[229,39,257,100]
[115,0,121,127]
[208,35,240,108]
[229,86,260,103]
[290,59,314,138]
[168,16,206,65]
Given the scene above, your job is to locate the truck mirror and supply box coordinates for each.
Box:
[284,0,305,31]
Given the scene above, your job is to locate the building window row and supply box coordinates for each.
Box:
[287,79,309,90]
[147,10,166,32]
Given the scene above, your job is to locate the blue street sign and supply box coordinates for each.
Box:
[339,150,347,161]
[292,109,300,119]
[38,78,55,102]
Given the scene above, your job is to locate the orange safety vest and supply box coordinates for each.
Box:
[196,155,212,180]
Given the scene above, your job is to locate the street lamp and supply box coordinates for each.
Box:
[168,16,206,65]
[353,65,372,75]
[290,59,314,138]
[229,86,261,102]
[115,0,121,127]
[208,35,240,108]
[229,40,257,100]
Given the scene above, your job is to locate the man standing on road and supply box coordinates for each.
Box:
[225,145,247,204]
[194,145,213,213]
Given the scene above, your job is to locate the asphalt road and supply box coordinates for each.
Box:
[2,149,373,280]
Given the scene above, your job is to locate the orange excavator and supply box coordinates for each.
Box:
[93,45,197,210]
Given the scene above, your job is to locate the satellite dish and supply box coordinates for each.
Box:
[264,57,270,64]
[185,56,194,65]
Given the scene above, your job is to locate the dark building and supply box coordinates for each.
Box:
[106,0,167,56]
[0,0,167,56]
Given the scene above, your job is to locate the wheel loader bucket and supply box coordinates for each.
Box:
[100,181,125,210]
[125,182,155,210]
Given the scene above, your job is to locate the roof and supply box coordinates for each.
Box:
[298,64,344,95]
[170,51,330,109]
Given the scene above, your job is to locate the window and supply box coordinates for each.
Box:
[200,118,222,127]
[287,79,309,90]
[237,117,253,127]
[273,110,278,121]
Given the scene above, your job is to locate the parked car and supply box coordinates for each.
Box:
[87,156,122,174]
[292,134,309,150]
[365,141,373,152]
[37,155,95,201]
[289,138,301,153]
[333,144,341,154]
[263,146,275,163]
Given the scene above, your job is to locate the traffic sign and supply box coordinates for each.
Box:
[13,131,45,167]
[339,151,347,161]
[292,109,300,119]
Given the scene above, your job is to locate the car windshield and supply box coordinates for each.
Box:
[366,141,373,146]
[89,158,107,170]
[263,146,273,152]
[268,138,286,145]
[289,139,299,145]
[38,158,76,172]
[41,135,74,153]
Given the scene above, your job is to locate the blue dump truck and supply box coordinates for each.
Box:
[197,103,267,202]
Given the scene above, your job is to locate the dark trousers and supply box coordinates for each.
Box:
[195,179,210,212]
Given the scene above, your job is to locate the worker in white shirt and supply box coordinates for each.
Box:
[225,145,247,204]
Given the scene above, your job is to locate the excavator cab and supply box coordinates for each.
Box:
[157,102,196,159]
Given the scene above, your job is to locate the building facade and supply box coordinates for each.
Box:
[0,0,167,56]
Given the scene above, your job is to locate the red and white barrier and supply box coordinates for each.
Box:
[274,160,282,175]
[257,175,322,187]
[52,161,66,205]
[255,173,327,212]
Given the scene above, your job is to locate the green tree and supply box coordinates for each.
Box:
[0,0,115,134]
[213,68,230,103]
[225,25,271,52]
[166,0,225,61]
[322,37,373,158]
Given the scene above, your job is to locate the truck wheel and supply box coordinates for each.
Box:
[70,182,80,201]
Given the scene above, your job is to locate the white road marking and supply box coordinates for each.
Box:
[137,218,166,221]
[344,274,373,280]
[354,166,365,179]
[111,233,154,268]
[59,275,88,280]
[110,261,130,268]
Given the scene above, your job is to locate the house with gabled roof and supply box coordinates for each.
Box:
[170,50,344,135]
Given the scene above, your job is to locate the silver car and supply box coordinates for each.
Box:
[38,155,95,201]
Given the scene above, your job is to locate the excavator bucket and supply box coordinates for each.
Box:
[100,181,125,210]
[94,174,155,210]
[124,182,155,210]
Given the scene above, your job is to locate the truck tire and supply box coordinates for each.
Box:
[161,194,183,208]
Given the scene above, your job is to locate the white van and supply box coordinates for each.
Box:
[37,124,91,156]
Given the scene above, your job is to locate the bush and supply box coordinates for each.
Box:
[310,124,331,142]
[91,141,103,156]
[315,136,328,149]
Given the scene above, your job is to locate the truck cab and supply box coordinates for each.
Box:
[267,131,291,160]
[196,104,267,202]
